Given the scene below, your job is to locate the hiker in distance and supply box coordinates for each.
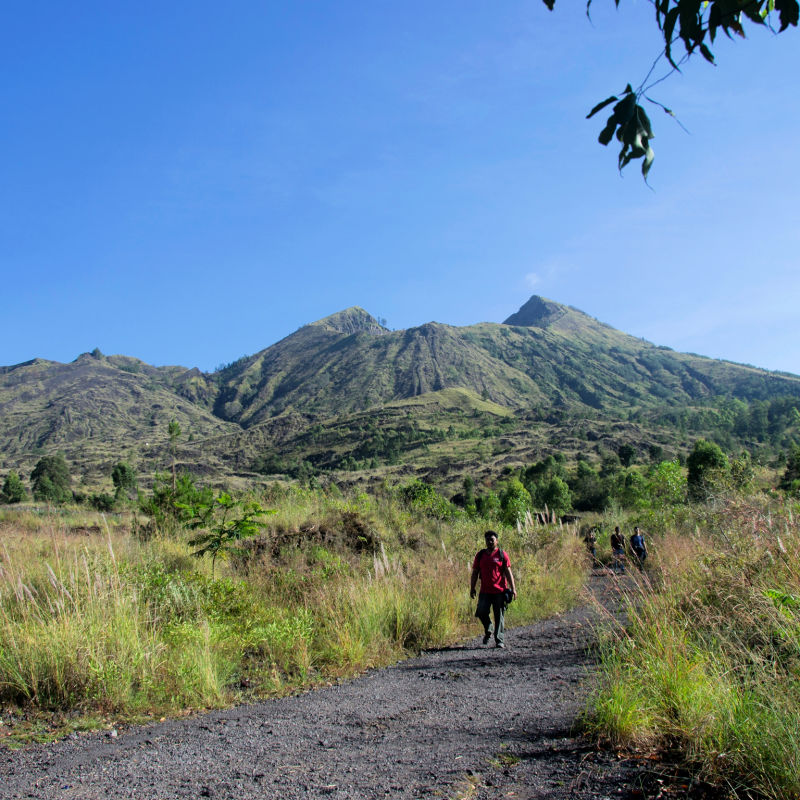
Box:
[470,530,517,649]
[610,525,626,574]
[630,526,648,571]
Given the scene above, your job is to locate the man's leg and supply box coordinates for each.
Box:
[475,594,493,643]
[491,594,505,647]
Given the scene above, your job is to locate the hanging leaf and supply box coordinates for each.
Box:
[586,95,619,119]
[775,0,800,28]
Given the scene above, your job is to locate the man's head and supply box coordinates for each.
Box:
[484,530,499,550]
[614,526,620,533]
[634,526,641,534]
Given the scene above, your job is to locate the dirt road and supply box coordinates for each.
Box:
[0,575,668,799]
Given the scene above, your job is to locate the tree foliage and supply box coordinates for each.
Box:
[687,438,730,501]
[182,493,273,578]
[780,445,800,494]
[545,0,799,177]
[1,471,26,504]
[500,479,532,525]
[30,454,72,504]
[111,461,137,499]
[139,471,213,532]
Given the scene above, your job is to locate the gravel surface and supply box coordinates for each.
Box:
[0,574,711,800]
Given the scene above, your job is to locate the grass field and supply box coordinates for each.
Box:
[586,494,800,800]
[0,490,587,745]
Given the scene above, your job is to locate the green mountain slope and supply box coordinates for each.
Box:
[1,297,798,487]
[213,298,800,426]
[0,351,237,474]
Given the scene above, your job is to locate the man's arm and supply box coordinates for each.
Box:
[470,566,479,598]
[504,565,517,598]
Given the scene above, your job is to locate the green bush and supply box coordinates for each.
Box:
[1,471,26,504]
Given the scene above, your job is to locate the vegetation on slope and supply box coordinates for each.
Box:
[0,484,585,745]
[586,491,800,800]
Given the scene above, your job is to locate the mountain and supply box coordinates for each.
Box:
[0,350,238,475]
[1,297,799,489]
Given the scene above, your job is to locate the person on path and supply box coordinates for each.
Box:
[630,526,647,570]
[610,526,626,574]
[470,530,517,648]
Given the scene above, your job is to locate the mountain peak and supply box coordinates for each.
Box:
[503,296,573,328]
[311,307,386,336]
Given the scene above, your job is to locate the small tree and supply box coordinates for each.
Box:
[539,476,572,518]
[30,454,72,504]
[184,493,273,578]
[111,461,137,499]
[645,460,686,506]
[139,471,213,534]
[687,439,729,502]
[618,444,636,468]
[1,471,26,504]
[500,479,532,526]
[462,475,476,516]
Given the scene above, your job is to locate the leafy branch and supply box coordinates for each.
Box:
[181,492,274,578]
[544,0,799,178]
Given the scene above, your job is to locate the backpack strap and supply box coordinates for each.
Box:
[476,548,509,570]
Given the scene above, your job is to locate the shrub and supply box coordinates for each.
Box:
[1,471,26,504]
[30,455,71,504]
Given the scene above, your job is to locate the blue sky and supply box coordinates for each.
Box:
[2,1,798,375]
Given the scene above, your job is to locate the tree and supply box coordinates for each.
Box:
[545,0,798,177]
[111,461,137,499]
[539,476,573,518]
[184,492,273,578]
[500,479,532,526]
[1,471,26,504]
[569,460,609,512]
[618,444,636,468]
[645,460,686,505]
[30,454,72,504]
[167,419,181,491]
[139,471,213,534]
[686,439,729,501]
[780,445,800,494]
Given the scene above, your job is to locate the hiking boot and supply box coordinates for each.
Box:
[482,632,492,645]
[495,642,505,649]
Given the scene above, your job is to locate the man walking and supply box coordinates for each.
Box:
[470,530,517,648]
[610,525,626,574]
[630,526,647,570]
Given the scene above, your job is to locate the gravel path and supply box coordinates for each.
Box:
[0,575,676,800]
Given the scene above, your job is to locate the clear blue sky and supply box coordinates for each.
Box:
[3,1,798,375]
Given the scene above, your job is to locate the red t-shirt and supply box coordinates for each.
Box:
[472,548,510,594]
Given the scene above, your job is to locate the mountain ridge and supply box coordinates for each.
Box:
[1,296,798,488]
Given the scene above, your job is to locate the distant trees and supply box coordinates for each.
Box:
[687,439,730,501]
[1,471,26,504]
[780,445,800,495]
[538,476,572,518]
[30,454,72,504]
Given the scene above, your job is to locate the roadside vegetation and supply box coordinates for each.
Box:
[2,437,800,800]
[586,491,800,800]
[0,480,585,746]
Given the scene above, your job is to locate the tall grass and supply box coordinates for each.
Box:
[587,495,800,800]
[0,491,586,739]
